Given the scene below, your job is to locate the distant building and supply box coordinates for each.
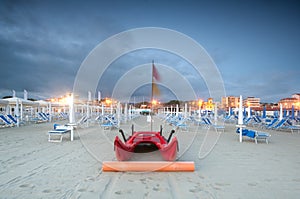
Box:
[221,96,239,109]
[279,97,298,109]
[292,93,300,100]
[243,97,260,107]
[203,98,214,110]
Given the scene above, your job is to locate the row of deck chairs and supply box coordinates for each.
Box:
[261,118,300,133]
[225,113,300,134]
[163,113,189,131]
[243,115,300,133]
[192,116,225,132]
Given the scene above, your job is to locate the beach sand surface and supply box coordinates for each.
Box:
[0,116,300,198]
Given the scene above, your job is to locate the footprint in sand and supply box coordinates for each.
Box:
[115,189,132,195]
[19,184,35,188]
[77,188,87,192]
[42,189,52,193]
[248,182,257,186]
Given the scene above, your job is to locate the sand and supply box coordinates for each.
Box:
[0,116,300,199]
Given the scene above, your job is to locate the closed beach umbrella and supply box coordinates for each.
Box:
[262,105,266,118]
[214,103,218,125]
[15,98,20,127]
[291,105,295,120]
[248,107,251,118]
[238,95,243,125]
[279,104,283,121]
[69,94,75,124]
[124,103,128,123]
[238,95,243,142]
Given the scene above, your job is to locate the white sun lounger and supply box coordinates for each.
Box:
[48,125,72,142]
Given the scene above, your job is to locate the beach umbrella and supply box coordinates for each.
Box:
[124,103,128,123]
[15,98,20,127]
[98,91,101,102]
[48,102,52,122]
[248,107,251,118]
[129,105,132,119]
[291,105,295,120]
[184,103,187,119]
[283,109,287,118]
[176,104,179,116]
[214,103,218,125]
[230,107,234,116]
[262,105,266,118]
[238,95,243,142]
[117,102,121,126]
[69,94,75,124]
[279,104,283,121]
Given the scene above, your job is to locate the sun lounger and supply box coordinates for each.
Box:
[48,124,72,142]
[0,115,14,127]
[263,118,278,129]
[236,128,271,144]
[101,115,119,129]
[204,117,225,132]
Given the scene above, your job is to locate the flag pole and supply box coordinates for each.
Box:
[150,60,154,131]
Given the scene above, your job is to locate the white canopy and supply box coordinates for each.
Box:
[3,97,38,106]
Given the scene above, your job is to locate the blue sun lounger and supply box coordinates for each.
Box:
[0,115,14,127]
[203,117,225,132]
[236,128,271,144]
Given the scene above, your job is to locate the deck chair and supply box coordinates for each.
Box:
[236,128,271,144]
[48,124,72,142]
[173,116,189,131]
[272,119,287,130]
[7,114,17,124]
[38,112,48,122]
[101,115,119,130]
[205,118,225,132]
[0,115,14,127]
[264,118,278,129]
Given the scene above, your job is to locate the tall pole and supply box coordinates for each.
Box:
[150,60,154,131]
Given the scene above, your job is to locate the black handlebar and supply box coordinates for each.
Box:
[119,129,127,142]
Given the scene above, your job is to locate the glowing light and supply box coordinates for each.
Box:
[152,99,158,105]
[198,99,203,107]
[66,94,73,105]
[105,98,112,105]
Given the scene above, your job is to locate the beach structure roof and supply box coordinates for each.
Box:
[0,99,9,105]
[36,100,49,106]
[3,97,38,106]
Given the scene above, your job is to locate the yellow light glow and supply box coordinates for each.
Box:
[198,99,203,107]
[152,99,157,105]
[66,94,73,105]
[105,98,112,105]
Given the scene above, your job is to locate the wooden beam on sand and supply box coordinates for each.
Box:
[102,161,195,172]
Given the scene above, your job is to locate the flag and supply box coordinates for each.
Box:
[152,63,160,82]
[152,62,160,96]
[152,82,160,96]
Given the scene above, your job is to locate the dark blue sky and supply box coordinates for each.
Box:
[0,0,299,102]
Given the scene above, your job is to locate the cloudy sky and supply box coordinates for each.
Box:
[0,0,299,103]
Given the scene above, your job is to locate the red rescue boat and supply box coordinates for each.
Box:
[114,126,178,161]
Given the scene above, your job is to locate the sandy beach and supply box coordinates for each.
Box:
[0,116,300,199]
